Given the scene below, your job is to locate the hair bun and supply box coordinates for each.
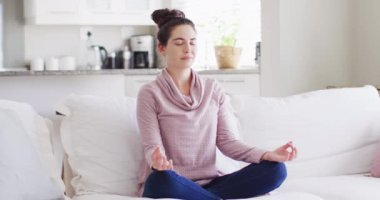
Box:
[151,9,185,28]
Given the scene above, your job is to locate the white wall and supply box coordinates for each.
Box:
[261,0,352,96]
[2,0,156,68]
[351,0,380,87]
[24,25,154,67]
[3,0,24,68]
[7,0,375,97]
[261,0,280,96]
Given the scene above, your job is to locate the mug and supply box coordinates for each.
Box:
[45,57,59,71]
[59,56,76,70]
[30,58,44,71]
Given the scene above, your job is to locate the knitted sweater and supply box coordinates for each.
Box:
[136,68,266,195]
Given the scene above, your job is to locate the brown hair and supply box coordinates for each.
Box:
[151,8,195,46]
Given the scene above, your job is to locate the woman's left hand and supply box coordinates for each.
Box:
[261,141,297,162]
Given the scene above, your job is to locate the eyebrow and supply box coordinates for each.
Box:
[172,38,197,41]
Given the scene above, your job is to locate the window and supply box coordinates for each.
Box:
[170,0,261,69]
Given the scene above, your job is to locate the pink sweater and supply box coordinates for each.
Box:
[136,69,266,195]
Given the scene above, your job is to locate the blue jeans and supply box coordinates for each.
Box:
[142,161,287,200]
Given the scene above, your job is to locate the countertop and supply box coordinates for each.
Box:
[0,68,260,77]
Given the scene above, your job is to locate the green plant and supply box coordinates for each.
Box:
[211,18,240,46]
[219,34,237,46]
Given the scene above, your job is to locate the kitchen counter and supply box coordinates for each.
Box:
[0,68,260,76]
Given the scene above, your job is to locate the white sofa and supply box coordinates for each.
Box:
[2,85,380,200]
[228,85,380,200]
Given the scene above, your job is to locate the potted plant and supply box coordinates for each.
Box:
[213,20,242,69]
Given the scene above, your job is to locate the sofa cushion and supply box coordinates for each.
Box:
[279,175,380,200]
[229,86,380,178]
[70,192,322,200]
[58,94,142,196]
[0,108,63,199]
[57,94,242,197]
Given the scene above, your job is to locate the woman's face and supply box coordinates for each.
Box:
[159,24,197,69]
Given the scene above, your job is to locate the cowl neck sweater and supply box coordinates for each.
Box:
[136,68,266,196]
[156,68,204,111]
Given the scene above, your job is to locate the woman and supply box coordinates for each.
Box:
[136,8,297,200]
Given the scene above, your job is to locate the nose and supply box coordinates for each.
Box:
[184,43,191,53]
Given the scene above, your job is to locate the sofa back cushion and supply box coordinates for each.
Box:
[58,94,142,197]
[58,94,243,197]
[230,86,380,178]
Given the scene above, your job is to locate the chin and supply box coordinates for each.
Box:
[183,61,195,68]
[169,60,194,69]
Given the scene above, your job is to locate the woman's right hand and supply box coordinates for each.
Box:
[151,146,174,171]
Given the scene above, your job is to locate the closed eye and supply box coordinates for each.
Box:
[173,38,197,46]
[175,41,184,45]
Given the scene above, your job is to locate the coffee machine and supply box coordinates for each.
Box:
[130,35,154,68]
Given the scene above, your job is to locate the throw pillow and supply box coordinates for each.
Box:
[0,108,64,200]
[57,94,142,196]
[0,100,65,191]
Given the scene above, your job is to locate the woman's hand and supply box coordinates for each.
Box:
[151,147,174,171]
[261,141,297,162]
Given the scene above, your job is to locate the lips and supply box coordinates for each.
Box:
[181,56,194,60]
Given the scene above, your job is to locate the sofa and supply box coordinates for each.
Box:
[1,85,380,200]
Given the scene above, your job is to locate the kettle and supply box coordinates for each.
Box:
[87,45,108,70]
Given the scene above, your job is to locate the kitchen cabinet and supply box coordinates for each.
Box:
[124,73,260,97]
[24,0,80,25]
[167,0,209,26]
[81,0,163,25]
[125,75,156,97]
[0,70,259,116]
[0,74,125,118]
[203,74,260,96]
[24,0,163,25]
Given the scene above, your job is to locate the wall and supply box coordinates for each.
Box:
[351,0,380,87]
[4,0,370,97]
[2,0,155,68]
[3,0,24,68]
[261,0,280,96]
[24,25,154,67]
[261,0,352,96]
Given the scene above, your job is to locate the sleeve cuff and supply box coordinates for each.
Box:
[145,148,155,168]
[250,148,268,163]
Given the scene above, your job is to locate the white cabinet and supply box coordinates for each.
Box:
[24,0,80,25]
[81,0,162,25]
[125,75,156,97]
[124,73,260,97]
[202,74,260,96]
[24,0,162,25]
[0,74,125,118]
[119,0,163,25]
[167,0,209,26]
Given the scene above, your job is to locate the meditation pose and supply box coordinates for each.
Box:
[136,8,297,200]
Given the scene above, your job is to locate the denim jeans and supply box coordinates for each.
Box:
[142,161,287,200]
